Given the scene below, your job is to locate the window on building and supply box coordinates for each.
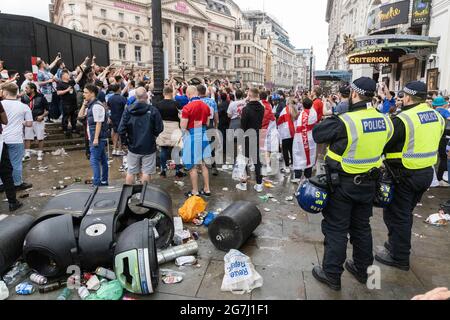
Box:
[135,46,142,62]
[175,26,181,35]
[119,12,124,21]
[215,57,219,70]
[101,29,107,36]
[208,33,211,39]
[100,9,106,18]
[223,58,227,70]
[193,43,198,67]
[69,4,76,15]
[216,34,220,41]
[175,38,182,65]
[119,31,125,39]
[135,34,140,41]
[225,36,228,43]
[119,44,126,60]
[208,56,211,68]
[135,16,140,24]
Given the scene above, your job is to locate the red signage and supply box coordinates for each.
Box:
[175,1,189,14]
[114,2,141,12]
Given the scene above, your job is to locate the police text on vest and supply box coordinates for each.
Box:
[362,118,387,133]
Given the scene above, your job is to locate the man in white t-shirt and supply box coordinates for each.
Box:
[0,83,33,191]
[20,71,37,95]
[0,99,23,211]
[227,89,247,130]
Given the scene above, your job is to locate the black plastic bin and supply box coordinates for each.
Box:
[0,214,35,276]
[208,201,262,252]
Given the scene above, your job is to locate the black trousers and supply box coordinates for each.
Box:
[282,138,293,167]
[383,167,433,263]
[62,103,78,132]
[0,143,18,204]
[295,168,313,179]
[322,176,376,278]
[437,139,449,181]
[244,138,263,185]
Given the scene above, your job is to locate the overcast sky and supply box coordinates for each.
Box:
[0,0,329,69]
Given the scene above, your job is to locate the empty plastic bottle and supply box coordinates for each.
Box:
[3,263,31,286]
[57,288,73,301]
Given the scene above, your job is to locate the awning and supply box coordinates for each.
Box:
[315,70,352,82]
[351,34,440,54]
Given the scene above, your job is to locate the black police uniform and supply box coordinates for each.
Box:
[379,104,436,269]
[313,100,378,287]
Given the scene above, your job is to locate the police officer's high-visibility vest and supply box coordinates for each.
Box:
[386,103,445,170]
[326,107,394,174]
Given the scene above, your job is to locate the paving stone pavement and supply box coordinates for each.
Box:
[2,150,449,300]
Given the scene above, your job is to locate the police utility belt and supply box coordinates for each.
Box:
[315,166,381,194]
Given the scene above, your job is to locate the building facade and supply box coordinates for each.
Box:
[50,0,240,80]
[234,23,266,87]
[244,10,296,89]
[295,48,314,90]
[325,0,450,93]
[50,0,303,88]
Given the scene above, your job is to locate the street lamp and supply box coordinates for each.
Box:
[179,59,188,81]
[309,46,314,92]
[151,0,164,103]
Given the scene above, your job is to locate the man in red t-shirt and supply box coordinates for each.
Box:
[181,86,212,198]
[311,86,324,123]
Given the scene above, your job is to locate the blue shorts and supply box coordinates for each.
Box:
[182,127,212,171]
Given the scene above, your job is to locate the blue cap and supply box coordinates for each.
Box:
[432,96,448,107]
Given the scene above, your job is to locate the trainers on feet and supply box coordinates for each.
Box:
[254,184,263,193]
[236,183,248,191]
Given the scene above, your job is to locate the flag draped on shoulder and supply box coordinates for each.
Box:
[277,107,295,140]
[293,108,318,170]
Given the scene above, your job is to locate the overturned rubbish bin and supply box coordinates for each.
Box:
[23,183,174,278]
[0,214,35,276]
[23,214,78,278]
[114,219,159,295]
[208,201,262,252]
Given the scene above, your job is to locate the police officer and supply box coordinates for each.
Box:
[376,81,445,270]
[312,77,393,290]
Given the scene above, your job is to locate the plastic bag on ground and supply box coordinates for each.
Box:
[425,212,450,226]
[221,250,263,295]
[178,196,207,223]
[232,154,248,182]
[0,281,9,300]
[85,280,123,300]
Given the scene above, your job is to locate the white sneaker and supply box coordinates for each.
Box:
[23,154,31,162]
[37,152,43,161]
[236,183,248,191]
[291,178,301,184]
[222,165,229,170]
[254,184,263,193]
[249,164,255,172]
[112,150,117,156]
[281,168,291,174]
[117,150,127,156]
[439,180,450,188]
